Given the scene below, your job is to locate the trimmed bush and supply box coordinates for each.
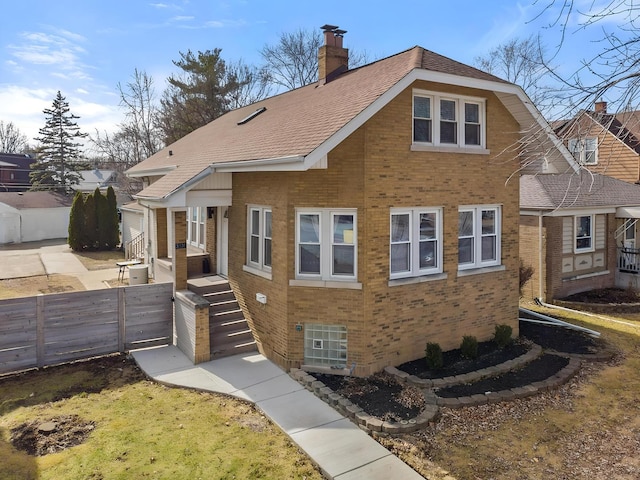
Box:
[460,335,478,359]
[519,259,534,297]
[494,324,513,349]
[425,342,443,370]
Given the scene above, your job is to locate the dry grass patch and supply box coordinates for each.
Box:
[0,275,86,300]
[0,355,323,480]
[379,308,640,480]
[73,250,124,270]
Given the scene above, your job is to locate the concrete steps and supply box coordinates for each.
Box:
[187,276,257,359]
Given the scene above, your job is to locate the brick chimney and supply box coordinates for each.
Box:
[318,24,348,83]
[595,101,607,114]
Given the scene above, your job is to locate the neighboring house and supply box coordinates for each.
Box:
[0,191,73,244]
[75,169,118,193]
[0,153,35,192]
[125,27,575,376]
[520,172,640,301]
[554,101,640,184]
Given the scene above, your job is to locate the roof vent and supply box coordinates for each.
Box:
[237,107,267,125]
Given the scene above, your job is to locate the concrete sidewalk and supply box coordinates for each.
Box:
[131,346,425,480]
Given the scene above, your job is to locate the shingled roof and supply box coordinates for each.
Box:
[129,45,565,201]
[0,191,74,209]
[521,172,640,210]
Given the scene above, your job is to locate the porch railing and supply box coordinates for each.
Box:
[618,246,640,274]
[124,232,145,260]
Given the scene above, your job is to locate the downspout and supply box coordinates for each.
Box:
[520,305,601,337]
[538,213,544,301]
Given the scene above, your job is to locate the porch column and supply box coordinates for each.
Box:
[172,210,188,290]
[156,208,168,258]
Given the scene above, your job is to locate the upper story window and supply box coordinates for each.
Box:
[296,209,357,281]
[568,137,598,165]
[413,90,486,149]
[247,206,272,271]
[575,214,593,253]
[390,208,442,279]
[458,205,501,270]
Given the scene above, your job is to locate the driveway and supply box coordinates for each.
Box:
[0,238,89,280]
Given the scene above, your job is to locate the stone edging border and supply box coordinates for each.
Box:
[289,368,439,434]
[384,343,543,390]
[290,344,599,435]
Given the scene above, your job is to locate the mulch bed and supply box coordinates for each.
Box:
[561,287,640,304]
[435,354,570,398]
[519,319,603,354]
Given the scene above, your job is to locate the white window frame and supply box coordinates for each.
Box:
[575,214,594,253]
[390,208,443,279]
[246,205,272,272]
[568,137,598,165]
[187,207,206,249]
[413,89,486,149]
[295,208,357,282]
[458,205,501,270]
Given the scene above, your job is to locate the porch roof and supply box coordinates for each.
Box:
[521,173,640,211]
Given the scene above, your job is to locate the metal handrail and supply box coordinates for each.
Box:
[125,232,145,260]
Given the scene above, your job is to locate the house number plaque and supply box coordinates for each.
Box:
[175,242,186,249]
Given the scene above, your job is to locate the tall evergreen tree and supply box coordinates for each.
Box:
[30,91,88,192]
[94,187,110,249]
[68,191,86,251]
[84,192,98,249]
[105,186,120,249]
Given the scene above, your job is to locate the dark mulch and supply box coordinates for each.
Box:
[398,341,529,379]
[435,354,570,398]
[561,287,640,304]
[519,319,602,354]
[314,372,425,422]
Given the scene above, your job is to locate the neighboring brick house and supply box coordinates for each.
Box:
[520,172,640,301]
[126,27,575,375]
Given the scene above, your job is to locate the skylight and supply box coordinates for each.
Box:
[237,107,267,125]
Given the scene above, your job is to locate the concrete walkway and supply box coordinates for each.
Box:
[131,346,425,480]
[0,238,122,290]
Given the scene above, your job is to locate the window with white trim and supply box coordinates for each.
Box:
[247,206,272,271]
[187,207,206,249]
[296,209,357,281]
[458,206,501,269]
[568,137,598,165]
[413,90,485,148]
[575,214,594,252]
[390,208,442,279]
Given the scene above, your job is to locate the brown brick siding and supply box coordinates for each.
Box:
[229,81,521,376]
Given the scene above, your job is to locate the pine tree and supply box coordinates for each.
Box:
[68,191,86,251]
[30,91,88,192]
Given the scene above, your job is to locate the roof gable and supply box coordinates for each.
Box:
[129,45,576,201]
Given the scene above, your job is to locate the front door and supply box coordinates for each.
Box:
[217,207,229,277]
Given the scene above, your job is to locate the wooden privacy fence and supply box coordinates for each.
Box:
[0,282,174,375]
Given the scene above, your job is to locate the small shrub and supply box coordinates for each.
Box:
[494,324,513,349]
[425,342,443,370]
[519,259,534,297]
[460,335,478,359]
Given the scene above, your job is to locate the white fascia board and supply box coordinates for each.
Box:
[543,206,616,217]
[211,155,306,173]
[126,165,177,178]
[520,209,548,216]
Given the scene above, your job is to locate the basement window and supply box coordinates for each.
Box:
[304,324,347,367]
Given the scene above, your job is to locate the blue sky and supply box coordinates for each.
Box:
[0,0,613,146]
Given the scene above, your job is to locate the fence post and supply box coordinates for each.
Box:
[36,295,45,368]
[118,287,125,352]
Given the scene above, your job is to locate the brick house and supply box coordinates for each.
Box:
[126,27,574,375]
[520,172,640,301]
